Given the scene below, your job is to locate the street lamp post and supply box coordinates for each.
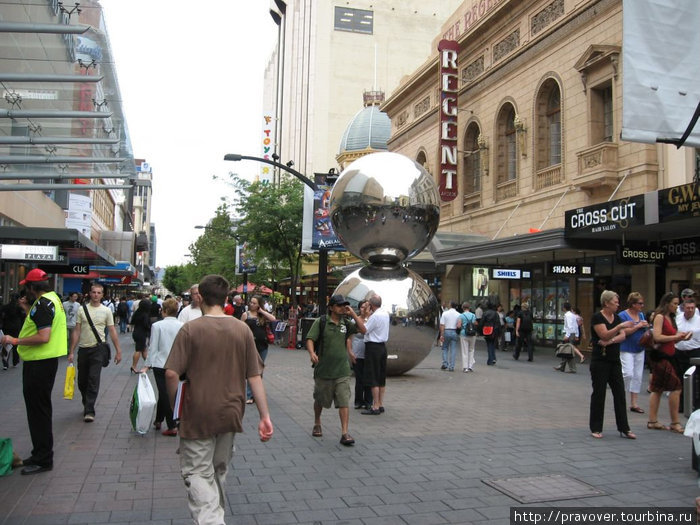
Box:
[223,153,317,191]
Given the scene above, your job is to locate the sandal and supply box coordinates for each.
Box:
[669,422,685,434]
[591,432,603,439]
[647,421,668,430]
[630,406,645,414]
[312,424,322,437]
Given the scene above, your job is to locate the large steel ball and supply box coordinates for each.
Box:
[335,264,439,375]
[329,152,440,265]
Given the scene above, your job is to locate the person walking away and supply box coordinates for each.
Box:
[555,302,585,373]
[674,296,700,413]
[62,292,80,353]
[149,295,162,324]
[1,269,66,474]
[589,290,636,439]
[68,283,123,422]
[241,295,276,404]
[439,301,460,371]
[130,298,152,374]
[618,292,649,413]
[457,302,477,372]
[141,298,182,436]
[165,274,273,524]
[351,300,372,409]
[362,294,390,415]
[178,284,202,323]
[116,296,129,334]
[514,303,534,361]
[481,302,501,366]
[647,292,691,433]
[1,292,26,369]
[306,294,365,445]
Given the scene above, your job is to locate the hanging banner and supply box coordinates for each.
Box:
[438,39,459,202]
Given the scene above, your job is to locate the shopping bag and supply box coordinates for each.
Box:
[129,373,157,435]
[63,363,75,400]
[0,438,13,476]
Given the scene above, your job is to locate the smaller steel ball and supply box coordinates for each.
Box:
[330,152,440,265]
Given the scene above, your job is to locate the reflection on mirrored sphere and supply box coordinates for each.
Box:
[334,265,439,376]
[330,152,440,265]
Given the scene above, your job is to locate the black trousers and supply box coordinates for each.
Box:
[589,359,630,433]
[23,357,58,467]
[152,367,175,430]
[514,331,533,360]
[352,358,373,407]
[77,345,107,416]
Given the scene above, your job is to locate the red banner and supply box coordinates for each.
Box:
[438,39,459,201]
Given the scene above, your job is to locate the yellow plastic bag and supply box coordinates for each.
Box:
[63,363,75,400]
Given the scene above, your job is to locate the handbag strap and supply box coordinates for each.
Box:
[82,304,104,344]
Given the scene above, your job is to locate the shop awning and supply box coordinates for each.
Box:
[90,261,136,275]
[0,226,116,266]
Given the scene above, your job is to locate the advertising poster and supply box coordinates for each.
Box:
[236,242,257,275]
[311,174,343,251]
[473,267,489,297]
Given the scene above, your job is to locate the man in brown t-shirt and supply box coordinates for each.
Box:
[166,274,273,524]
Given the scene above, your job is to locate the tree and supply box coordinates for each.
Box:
[187,204,239,285]
[162,263,199,296]
[230,176,304,307]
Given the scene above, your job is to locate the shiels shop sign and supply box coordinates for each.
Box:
[564,195,645,237]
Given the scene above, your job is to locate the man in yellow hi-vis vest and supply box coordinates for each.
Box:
[1,268,66,475]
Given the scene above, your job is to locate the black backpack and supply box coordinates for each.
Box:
[117,302,128,317]
[519,310,533,332]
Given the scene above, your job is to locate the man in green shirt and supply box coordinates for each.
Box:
[306,294,365,446]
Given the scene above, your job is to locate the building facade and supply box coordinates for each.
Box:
[382,0,699,346]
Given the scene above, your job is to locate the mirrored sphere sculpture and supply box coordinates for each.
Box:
[334,265,439,375]
[329,152,440,265]
[330,152,441,375]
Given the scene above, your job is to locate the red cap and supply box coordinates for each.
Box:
[19,268,50,286]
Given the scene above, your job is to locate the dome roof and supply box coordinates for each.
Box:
[338,105,391,154]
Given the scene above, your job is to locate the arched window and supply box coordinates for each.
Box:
[463,123,481,194]
[536,80,562,170]
[547,89,561,165]
[496,104,517,184]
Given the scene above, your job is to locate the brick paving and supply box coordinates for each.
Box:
[0,332,698,524]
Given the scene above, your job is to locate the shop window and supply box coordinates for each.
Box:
[334,7,373,34]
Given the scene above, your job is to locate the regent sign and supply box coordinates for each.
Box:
[438,39,459,202]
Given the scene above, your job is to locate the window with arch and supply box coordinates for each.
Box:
[536,80,561,170]
[496,104,517,185]
[463,123,481,194]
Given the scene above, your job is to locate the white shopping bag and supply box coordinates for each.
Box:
[129,373,157,435]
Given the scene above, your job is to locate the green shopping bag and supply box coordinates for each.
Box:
[0,438,13,476]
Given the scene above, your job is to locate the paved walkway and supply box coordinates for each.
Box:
[0,332,698,524]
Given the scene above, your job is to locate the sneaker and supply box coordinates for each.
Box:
[440,365,447,370]
[361,408,381,415]
[84,414,95,423]
[463,368,468,373]
[468,368,473,372]
[448,367,454,371]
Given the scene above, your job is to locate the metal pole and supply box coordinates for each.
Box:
[318,248,328,317]
[223,153,317,190]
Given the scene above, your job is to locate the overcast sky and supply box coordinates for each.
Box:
[100,1,278,268]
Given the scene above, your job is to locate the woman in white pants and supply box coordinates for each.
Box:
[457,302,477,372]
[619,292,650,413]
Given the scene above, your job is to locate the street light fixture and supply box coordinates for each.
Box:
[223,153,317,190]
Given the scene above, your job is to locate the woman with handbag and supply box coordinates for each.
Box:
[589,290,636,439]
[130,298,152,374]
[241,295,276,404]
[647,292,691,433]
[618,292,650,414]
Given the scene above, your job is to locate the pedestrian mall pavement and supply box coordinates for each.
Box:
[1,332,698,525]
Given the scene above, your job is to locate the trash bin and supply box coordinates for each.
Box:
[684,358,700,472]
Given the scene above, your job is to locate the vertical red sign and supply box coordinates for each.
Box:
[438,39,459,201]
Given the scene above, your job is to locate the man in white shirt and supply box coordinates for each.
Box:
[439,301,461,371]
[555,302,580,373]
[62,292,80,352]
[362,295,390,415]
[178,284,202,323]
[678,289,700,318]
[68,283,123,422]
[675,296,700,411]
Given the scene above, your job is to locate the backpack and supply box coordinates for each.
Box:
[459,313,476,336]
[481,310,499,337]
[117,302,129,317]
[519,310,533,332]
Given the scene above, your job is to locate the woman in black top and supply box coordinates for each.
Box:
[241,295,276,403]
[130,298,152,373]
[589,290,635,439]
